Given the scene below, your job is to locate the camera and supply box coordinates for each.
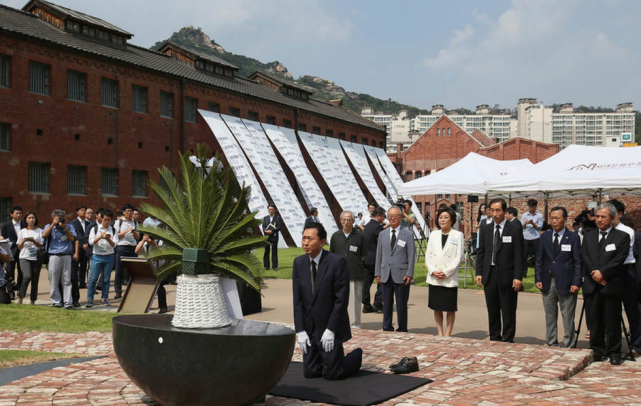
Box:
[57,217,66,225]
[393,198,405,210]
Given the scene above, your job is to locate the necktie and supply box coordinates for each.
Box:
[598,231,607,251]
[391,229,397,250]
[492,225,500,264]
[311,260,317,294]
[553,233,560,253]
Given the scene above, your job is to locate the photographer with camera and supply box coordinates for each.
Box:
[400,200,416,231]
[42,209,77,309]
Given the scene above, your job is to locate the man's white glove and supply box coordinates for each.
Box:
[320,329,335,352]
[296,331,311,355]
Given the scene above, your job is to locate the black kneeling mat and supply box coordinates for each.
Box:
[269,362,432,406]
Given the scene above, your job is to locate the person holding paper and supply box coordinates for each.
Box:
[16,212,44,305]
[262,204,282,271]
[475,198,524,343]
[534,207,582,347]
[580,203,630,365]
[426,206,464,337]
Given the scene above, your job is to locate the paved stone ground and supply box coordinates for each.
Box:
[2,327,640,405]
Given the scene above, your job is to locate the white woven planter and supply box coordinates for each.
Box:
[171,274,232,329]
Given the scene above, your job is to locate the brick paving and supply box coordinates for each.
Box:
[1,328,640,405]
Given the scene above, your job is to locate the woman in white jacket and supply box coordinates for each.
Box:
[426,206,465,336]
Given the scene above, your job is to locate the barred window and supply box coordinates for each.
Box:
[101,78,118,108]
[101,168,119,196]
[228,107,240,117]
[29,61,50,95]
[282,119,292,128]
[0,198,12,223]
[132,85,147,113]
[185,97,198,122]
[298,123,307,132]
[312,126,321,135]
[0,123,9,151]
[325,129,333,137]
[361,137,368,145]
[350,135,358,142]
[248,111,259,121]
[266,115,276,125]
[67,70,86,102]
[339,132,345,140]
[0,54,9,88]
[67,165,87,195]
[207,102,219,112]
[28,162,50,193]
[160,91,173,118]
[132,170,148,197]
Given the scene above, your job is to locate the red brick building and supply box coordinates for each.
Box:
[0,1,386,221]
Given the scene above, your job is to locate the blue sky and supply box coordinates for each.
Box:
[4,0,641,111]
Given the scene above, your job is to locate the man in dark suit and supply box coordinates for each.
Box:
[362,207,385,313]
[70,206,89,304]
[535,207,582,347]
[506,207,522,230]
[262,204,282,271]
[475,198,524,343]
[375,206,415,332]
[293,222,362,380]
[580,203,630,365]
[1,205,25,300]
[305,207,320,227]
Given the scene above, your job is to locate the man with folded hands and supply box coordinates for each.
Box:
[293,222,362,380]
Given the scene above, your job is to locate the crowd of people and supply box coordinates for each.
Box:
[0,204,168,312]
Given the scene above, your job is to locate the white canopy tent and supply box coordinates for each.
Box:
[486,145,641,198]
[397,152,534,196]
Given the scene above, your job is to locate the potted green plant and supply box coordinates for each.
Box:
[137,144,266,328]
[112,144,295,406]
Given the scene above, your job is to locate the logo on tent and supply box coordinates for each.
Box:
[568,162,641,171]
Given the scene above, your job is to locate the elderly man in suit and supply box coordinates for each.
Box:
[475,198,524,343]
[305,207,320,228]
[293,222,362,380]
[1,205,25,300]
[581,203,630,365]
[362,207,385,313]
[375,206,415,332]
[535,207,582,347]
[262,204,282,271]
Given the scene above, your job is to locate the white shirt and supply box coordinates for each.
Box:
[77,217,86,233]
[12,220,20,239]
[598,226,612,241]
[615,223,636,264]
[17,228,43,261]
[115,219,137,246]
[89,224,118,255]
[551,228,566,243]
[521,211,544,240]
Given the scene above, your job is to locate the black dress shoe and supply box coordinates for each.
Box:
[158,307,168,314]
[79,283,88,289]
[114,293,122,299]
[389,357,409,369]
[373,305,383,313]
[592,355,607,362]
[610,357,623,365]
[362,306,374,313]
[72,301,80,308]
[391,357,419,374]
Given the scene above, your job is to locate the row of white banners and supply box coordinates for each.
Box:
[199,109,427,247]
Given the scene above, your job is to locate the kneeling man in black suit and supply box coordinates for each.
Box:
[293,223,363,380]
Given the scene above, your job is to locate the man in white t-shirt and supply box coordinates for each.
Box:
[113,204,139,299]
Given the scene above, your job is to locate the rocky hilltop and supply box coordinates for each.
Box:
[151,26,428,116]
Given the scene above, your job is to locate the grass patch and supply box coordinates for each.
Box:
[0,304,117,333]
[255,246,541,293]
[0,350,79,369]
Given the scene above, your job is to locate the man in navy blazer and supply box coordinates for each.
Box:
[304,207,320,228]
[580,203,630,365]
[293,223,362,380]
[535,207,582,347]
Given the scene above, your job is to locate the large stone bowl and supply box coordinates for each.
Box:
[112,314,295,406]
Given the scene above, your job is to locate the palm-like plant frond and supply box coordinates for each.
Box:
[138,144,266,292]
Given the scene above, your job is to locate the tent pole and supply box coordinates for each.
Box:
[598,189,603,204]
[508,194,512,206]
[544,192,549,224]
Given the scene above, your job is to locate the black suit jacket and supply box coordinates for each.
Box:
[262,214,282,243]
[476,219,525,287]
[363,219,384,266]
[535,229,582,295]
[580,227,630,296]
[634,230,641,283]
[1,220,25,258]
[510,218,523,232]
[69,218,89,247]
[292,250,351,344]
[304,216,319,228]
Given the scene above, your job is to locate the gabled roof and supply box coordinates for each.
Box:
[248,71,313,95]
[157,41,238,70]
[0,2,383,132]
[470,129,495,146]
[23,0,133,38]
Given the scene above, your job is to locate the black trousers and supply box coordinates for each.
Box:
[18,259,41,302]
[362,264,383,309]
[621,265,641,352]
[114,245,137,294]
[5,257,22,295]
[523,239,539,277]
[484,267,518,342]
[0,284,10,304]
[157,279,168,310]
[72,251,88,286]
[303,336,362,380]
[586,288,622,358]
[263,240,278,270]
[382,278,410,332]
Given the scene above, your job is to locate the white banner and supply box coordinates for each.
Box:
[198,110,268,222]
[262,125,339,236]
[341,141,391,211]
[324,137,370,215]
[364,145,398,199]
[375,147,428,238]
[221,115,303,248]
